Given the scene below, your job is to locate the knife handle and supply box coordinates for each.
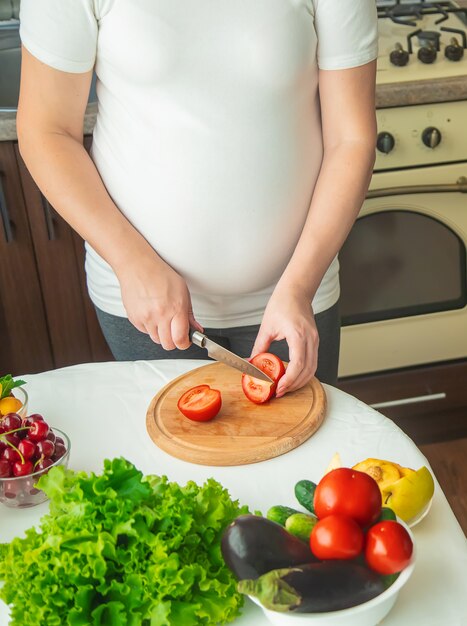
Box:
[189,329,206,348]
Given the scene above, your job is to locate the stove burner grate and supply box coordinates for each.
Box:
[378,1,467,28]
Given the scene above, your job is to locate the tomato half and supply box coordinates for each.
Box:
[310,514,364,560]
[365,520,413,575]
[314,467,382,528]
[241,352,285,405]
[177,385,222,422]
[250,353,286,383]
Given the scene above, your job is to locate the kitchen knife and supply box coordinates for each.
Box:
[189,330,274,383]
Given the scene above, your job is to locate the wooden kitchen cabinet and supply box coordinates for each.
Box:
[0,141,54,375]
[0,138,112,376]
[337,359,467,445]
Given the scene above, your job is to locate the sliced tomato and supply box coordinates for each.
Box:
[177,384,222,422]
[241,376,275,404]
[250,353,286,383]
[241,352,285,404]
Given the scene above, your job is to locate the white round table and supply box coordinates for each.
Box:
[1,360,466,626]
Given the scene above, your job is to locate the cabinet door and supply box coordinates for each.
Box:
[15,143,112,367]
[0,142,53,375]
[337,359,467,444]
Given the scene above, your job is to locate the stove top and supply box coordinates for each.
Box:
[376,1,467,84]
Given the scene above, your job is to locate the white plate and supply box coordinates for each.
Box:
[406,497,433,528]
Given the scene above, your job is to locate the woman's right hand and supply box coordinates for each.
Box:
[116,252,203,351]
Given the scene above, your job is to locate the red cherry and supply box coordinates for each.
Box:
[1,413,23,431]
[28,413,45,422]
[45,430,56,443]
[2,433,20,448]
[36,439,55,459]
[12,460,34,477]
[36,458,53,472]
[0,458,12,478]
[2,447,21,463]
[53,442,67,460]
[2,479,24,499]
[28,421,50,442]
[18,438,37,460]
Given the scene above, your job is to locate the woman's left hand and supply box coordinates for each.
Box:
[251,285,319,397]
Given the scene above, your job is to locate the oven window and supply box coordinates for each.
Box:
[339,210,467,325]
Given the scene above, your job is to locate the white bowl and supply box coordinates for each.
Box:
[248,522,415,626]
[407,497,433,528]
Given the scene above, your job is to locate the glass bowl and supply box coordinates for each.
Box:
[15,386,28,418]
[0,427,71,508]
[0,386,28,418]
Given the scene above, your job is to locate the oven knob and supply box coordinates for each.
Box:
[376,132,395,154]
[422,127,442,148]
[445,37,464,62]
[418,45,437,64]
[390,43,409,67]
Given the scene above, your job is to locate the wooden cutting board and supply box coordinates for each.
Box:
[146,362,327,466]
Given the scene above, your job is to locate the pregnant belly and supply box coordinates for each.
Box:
[128,161,316,295]
[94,113,322,295]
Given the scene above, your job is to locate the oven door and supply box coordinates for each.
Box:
[338,170,467,378]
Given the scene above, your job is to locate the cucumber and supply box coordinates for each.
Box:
[266,505,302,527]
[378,507,397,522]
[294,479,317,514]
[285,512,317,542]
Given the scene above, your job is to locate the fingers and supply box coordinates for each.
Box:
[276,329,318,398]
[188,312,204,334]
[157,320,177,351]
[251,328,274,359]
[170,313,191,350]
[148,315,193,351]
[132,312,204,351]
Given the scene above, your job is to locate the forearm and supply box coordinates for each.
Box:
[17,128,158,275]
[277,139,375,300]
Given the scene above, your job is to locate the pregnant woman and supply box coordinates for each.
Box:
[17,0,377,394]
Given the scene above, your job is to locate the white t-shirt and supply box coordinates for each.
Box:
[20,0,378,328]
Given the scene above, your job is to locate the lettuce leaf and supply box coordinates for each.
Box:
[0,458,250,626]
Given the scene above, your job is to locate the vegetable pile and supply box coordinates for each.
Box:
[221,467,414,614]
[0,457,250,626]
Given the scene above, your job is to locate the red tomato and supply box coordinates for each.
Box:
[310,514,364,560]
[177,385,222,422]
[365,520,413,575]
[241,352,285,404]
[251,353,286,383]
[314,468,382,527]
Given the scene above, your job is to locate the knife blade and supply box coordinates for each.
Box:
[190,330,274,383]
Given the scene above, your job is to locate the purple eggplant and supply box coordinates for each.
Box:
[238,561,385,613]
[221,514,315,580]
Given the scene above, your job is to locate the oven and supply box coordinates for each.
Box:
[338,3,467,395]
[339,101,467,378]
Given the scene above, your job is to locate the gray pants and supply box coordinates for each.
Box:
[95,302,341,385]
